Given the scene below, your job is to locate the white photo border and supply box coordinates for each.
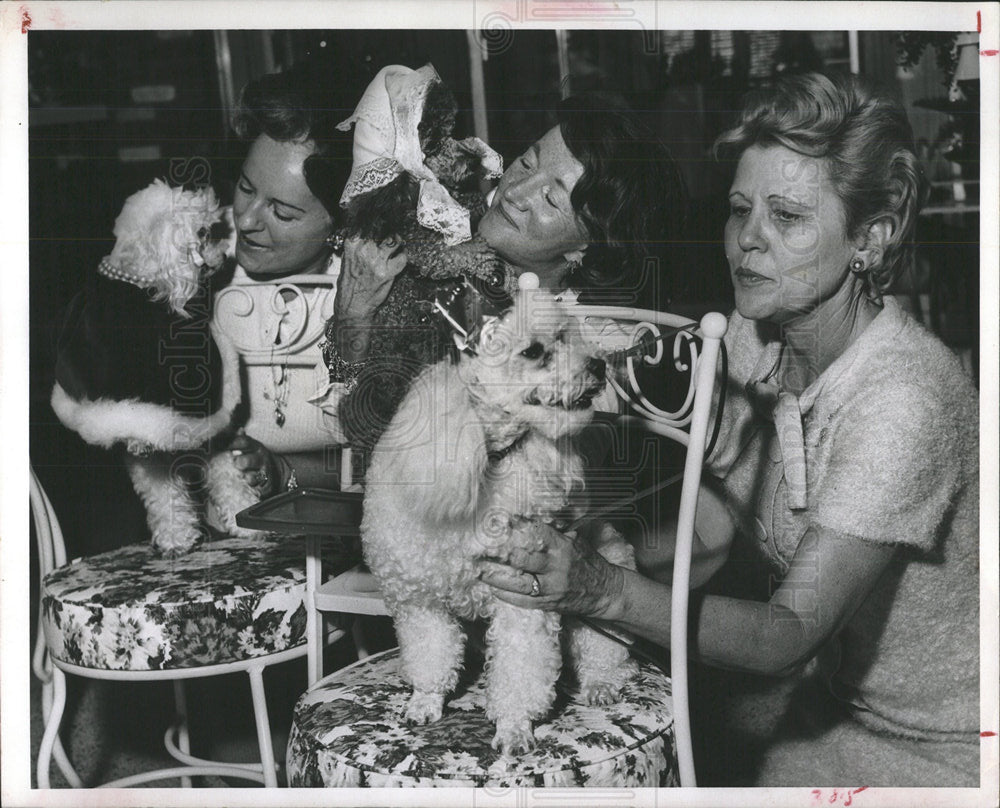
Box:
[2,2,996,807]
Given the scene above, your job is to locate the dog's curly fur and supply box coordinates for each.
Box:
[51,180,260,557]
[361,291,638,755]
[108,179,232,317]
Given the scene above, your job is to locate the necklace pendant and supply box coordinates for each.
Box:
[275,409,286,427]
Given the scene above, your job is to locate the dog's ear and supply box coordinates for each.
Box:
[149,209,184,272]
[375,361,488,525]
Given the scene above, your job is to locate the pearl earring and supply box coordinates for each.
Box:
[850,257,866,275]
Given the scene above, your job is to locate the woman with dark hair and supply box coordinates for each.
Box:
[230,65,356,222]
[474,92,687,292]
[211,62,407,494]
[481,72,979,786]
[551,93,687,291]
[328,91,688,454]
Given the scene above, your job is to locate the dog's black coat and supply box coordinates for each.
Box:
[55,273,223,418]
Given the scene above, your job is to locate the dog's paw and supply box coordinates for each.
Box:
[491,722,536,756]
[152,519,205,558]
[152,532,200,558]
[582,681,622,707]
[404,691,445,726]
[206,453,264,538]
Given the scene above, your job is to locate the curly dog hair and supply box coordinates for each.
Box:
[361,290,637,755]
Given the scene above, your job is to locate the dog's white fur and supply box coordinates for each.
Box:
[109,178,232,318]
[362,292,637,755]
[51,181,259,556]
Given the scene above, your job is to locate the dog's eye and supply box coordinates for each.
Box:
[520,342,545,360]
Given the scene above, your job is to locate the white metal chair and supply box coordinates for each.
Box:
[30,466,354,788]
[568,305,728,788]
[288,304,727,788]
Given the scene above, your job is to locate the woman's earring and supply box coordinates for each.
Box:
[851,256,883,304]
[325,232,345,253]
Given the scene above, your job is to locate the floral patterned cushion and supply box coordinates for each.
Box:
[41,536,358,671]
[287,647,679,788]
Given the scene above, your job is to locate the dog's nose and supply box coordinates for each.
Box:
[587,357,606,382]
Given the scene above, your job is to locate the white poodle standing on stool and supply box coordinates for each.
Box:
[362,281,637,755]
[51,179,263,556]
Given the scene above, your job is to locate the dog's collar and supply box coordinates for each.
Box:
[98,257,149,290]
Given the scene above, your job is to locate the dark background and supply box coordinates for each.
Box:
[28,28,980,560]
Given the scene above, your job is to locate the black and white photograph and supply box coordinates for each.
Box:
[1,2,997,806]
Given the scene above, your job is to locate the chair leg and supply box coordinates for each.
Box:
[352,616,371,660]
[247,664,278,788]
[40,680,83,788]
[51,734,82,788]
[37,668,71,788]
[305,536,323,686]
[36,629,84,788]
[40,666,83,788]
[172,681,193,788]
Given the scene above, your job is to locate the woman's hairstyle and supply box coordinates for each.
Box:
[558,94,688,290]
[714,71,927,294]
[231,61,357,219]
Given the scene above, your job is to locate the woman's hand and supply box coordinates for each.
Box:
[335,236,408,320]
[334,236,408,362]
[229,431,282,497]
[478,520,625,620]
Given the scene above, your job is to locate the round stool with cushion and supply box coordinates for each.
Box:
[42,536,355,671]
[36,529,357,787]
[287,647,679,788]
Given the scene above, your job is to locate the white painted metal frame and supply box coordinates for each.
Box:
[300,306,727,788]
[212,273,337,368]
[569,305,728,788]
[30,467,342,789]
[301,453,371,686]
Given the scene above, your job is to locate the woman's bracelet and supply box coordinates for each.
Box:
[324,347,366,392]
[321,321,368,392]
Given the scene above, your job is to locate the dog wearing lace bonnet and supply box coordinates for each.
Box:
[335,63,510,290]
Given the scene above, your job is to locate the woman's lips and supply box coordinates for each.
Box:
[734,266,772,285]
[238,233,268,251]
[496,203,518,230]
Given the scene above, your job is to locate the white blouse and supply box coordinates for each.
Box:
[212,257,346,452]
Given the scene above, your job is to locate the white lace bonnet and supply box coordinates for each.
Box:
[336,64,503,246]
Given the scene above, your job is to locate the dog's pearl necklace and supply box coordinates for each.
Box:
[97,257,149,289]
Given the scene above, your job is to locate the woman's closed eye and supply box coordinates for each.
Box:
[772,207,804,224]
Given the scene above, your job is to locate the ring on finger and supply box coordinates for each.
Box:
[528,572,541,598]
